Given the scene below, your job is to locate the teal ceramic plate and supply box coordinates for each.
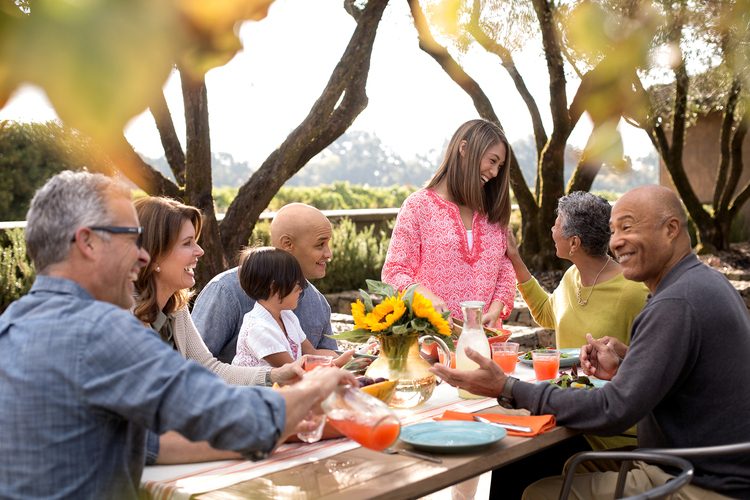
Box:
[590,377,607,388]
[518,348,580,368]
[399,421,506,454]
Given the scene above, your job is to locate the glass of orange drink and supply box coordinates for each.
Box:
[532,349,560,381]
[304,355,333,372]
[322,385,401,451]
[438,349,456,369]
[491,342,519,374]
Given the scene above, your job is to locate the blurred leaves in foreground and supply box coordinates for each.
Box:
[0,0,274,147]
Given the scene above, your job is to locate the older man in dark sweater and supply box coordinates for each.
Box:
[432,185,750,499]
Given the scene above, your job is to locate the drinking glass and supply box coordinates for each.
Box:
[305,355,334,372]
[532,349,560,381]
[437,349,456,368]
[491,342,519,374]
[321,385,401,451]
[297,411,327,443]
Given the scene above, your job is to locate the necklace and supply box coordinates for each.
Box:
[576,257,611,306]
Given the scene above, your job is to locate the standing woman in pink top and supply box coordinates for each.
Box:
[382,119,515,327]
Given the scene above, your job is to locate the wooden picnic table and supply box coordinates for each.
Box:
[195,419,577,499]
[143,362,582,499]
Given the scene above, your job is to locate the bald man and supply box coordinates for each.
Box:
[193,203,338,363]
[432,185,750,498]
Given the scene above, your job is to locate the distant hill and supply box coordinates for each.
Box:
[140,130,658,193]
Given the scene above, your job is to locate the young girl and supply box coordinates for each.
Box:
[134,197,304,387]
[382,119,516,327]
[232,246,341,368]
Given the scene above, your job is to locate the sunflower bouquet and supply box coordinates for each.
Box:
[331,279,453,350]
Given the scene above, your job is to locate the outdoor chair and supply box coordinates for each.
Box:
[558,450,694,500]
[560,442,750,499]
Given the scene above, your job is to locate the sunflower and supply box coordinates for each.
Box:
[364,296,406,332]
[351,300,368,330]
[411,292,451,336]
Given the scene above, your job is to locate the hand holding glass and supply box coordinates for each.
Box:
[296,410,327,443]
[532,349,560,381]
[321,385,400,451]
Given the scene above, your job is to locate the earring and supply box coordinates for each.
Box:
[568,250,573,257]
[155,266,161,273]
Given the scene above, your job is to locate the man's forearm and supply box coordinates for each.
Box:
[156,431,242,464]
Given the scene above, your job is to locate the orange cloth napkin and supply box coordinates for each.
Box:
[436,410,556,437]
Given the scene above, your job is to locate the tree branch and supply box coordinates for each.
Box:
[105,135,181,198]
[713,79,747,212]
[566,127,604,194]
[660,8,713,232]
[149,89,186,185]
[180,70,227,284]
[219,0,390,260]
[408,0,498,122]
[407,0,536,215]
[722,98,749,218]
[531,0,569,136]
[468,0,547,156]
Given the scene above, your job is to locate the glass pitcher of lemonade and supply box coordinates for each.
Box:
[456,301,491,399]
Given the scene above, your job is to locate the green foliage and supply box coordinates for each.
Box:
[0,121,111,220]
[2,0,272,147]
[0,229,35,313]
[243,217,391,294]
[316,218,391,295]
[249,220,272,247]
[212,182,415,213]
[213,187,238,213]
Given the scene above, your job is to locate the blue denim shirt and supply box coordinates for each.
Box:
[0,276,285,499]
[192,267,337,363]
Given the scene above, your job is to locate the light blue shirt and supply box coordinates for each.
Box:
[0,276,285,499]
[192,267,337,363]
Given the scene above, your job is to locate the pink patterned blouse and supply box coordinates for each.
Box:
[382,189,515,325]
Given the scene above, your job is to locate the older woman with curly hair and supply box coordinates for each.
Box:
[507,191,648,349]
[506,191,648,455]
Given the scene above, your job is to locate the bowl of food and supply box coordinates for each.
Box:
[486,328,512,344]
[452,318,512,343]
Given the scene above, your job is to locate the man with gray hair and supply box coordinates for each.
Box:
[0,171,353,498]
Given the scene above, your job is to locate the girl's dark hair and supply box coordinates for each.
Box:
[237,246,307,301]
[426,119,512,226]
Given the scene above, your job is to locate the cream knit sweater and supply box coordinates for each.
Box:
[172,307,268,386]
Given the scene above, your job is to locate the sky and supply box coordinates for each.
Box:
[0,0,655,168]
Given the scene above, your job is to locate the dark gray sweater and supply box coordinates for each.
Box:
[513,254,750,497]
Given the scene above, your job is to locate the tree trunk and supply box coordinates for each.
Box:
[149,90,186,185]
[180,71,226,287]
[407,0,547,267]
[530,0,569,270]
[218,0,389,264]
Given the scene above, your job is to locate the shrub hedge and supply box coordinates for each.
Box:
[0,217,395,311]
[0,229,35,313]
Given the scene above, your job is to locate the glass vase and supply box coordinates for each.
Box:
[364,333,445,409]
